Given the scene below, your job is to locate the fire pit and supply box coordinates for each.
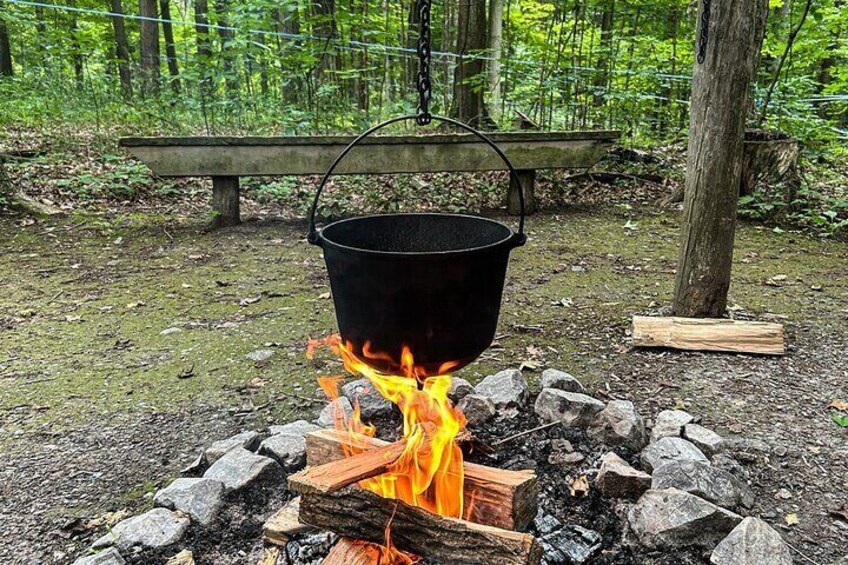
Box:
[293,337,541,564]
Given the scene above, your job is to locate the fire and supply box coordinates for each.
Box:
[309,335,467,564]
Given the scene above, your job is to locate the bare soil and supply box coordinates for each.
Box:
[1,179,846,563]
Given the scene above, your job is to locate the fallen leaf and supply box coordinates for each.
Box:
[257,547,279,565]
[165,550,195,565]
[569,475,590,497]
[178,366,195,379]
[785,513,798,526]
[519,360,540,371]
[239,296,261,306]
[64,315,82,322]
[827,399,848,411]
[318,292,331,299]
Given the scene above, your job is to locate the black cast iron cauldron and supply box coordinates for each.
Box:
[307,115,527,375]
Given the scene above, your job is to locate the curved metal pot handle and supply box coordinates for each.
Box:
[307,114,527,248]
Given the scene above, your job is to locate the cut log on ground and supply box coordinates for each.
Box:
[632,316,784,355]
[297,485,542,565]
[305,428,537,530]
[321,537,411,565]
[263,497,313,545]
[287,440,408,494]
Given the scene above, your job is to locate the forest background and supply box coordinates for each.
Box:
[0,0,846,233]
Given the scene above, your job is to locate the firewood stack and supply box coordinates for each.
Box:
[279,429,542,565]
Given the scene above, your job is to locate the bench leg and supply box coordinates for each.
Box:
[507,169,537,216]
[211,176,240,228]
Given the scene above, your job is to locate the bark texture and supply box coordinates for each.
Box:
[159,0,181,94]
[138,0,161,96]
[110,0,133,98]
[451,0,493,128]
[299,486,542,565]
[488,0,504,113]
[0,0,13,77]
[672,0,768,318]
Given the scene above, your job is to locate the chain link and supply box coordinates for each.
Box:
[415,0,432,125]
[697,0,712,65]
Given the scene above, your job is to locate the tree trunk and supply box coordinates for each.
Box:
[672,0,768,318]
[159,0,181,94]
[215,0,239,97]
[592,0,614,106]
[69,3,84,89]
[450,0,493,128]
[488,0,504,116]
[138,0,161,96]
[311,0,337,77]
[0,0,13,77]
[110,0,133,98]
[194,0,212,95]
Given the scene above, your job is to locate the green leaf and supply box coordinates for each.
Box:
[831,412,848,428]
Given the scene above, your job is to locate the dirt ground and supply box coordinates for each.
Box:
[1,205,846,564]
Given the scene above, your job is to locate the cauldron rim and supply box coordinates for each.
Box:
[316,212,518,257]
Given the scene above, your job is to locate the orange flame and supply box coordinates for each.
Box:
[309,336,466,564]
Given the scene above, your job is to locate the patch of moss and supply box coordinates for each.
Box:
[1,211,845,430]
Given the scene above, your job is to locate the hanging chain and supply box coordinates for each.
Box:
[697,0,712,64]
[415,0,432,125]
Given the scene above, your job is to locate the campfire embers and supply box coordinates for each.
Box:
[297,337,541,565]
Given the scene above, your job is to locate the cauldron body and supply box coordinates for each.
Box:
[315,213,522,375]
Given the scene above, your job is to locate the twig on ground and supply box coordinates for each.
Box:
[491,421,560,447]
[47,290,64,304]
[786,542,822,565]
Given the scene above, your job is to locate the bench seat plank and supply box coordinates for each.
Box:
[119,131,620,177]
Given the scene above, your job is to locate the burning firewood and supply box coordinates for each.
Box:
[303,428,537,530]
[288,440,409,495]
[295,485,543,565]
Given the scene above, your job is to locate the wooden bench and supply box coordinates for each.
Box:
[119,131,620,228]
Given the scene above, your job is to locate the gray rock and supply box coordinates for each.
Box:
[534,513,563,535]
[725,437,772,464]
[683,424,726,457]
[534,388,606,428]
[652,461,754,510]
[540,525,602,565]
[153,478,226,527]
[596,452,651,499]
[317,397,354,428]
[587,400,648,451]
[259,433,308,472]
[650,409,694,442]
[341,378,393,419]
[72,548,126,565]
[448,377,475,403]
[539,369,585,393]
[627,488,742,550]
[204,430,261,465]
[457,394,496,427]
[474,369,529,409]
[203,447,283,493]
[551,439,573,453]
[710,517,793,565]
[246,349,275,362]
[712,453,750,481]
[269,420,322,437]
[548,451,585,466]
[92,508,190,552]
[640,437,709,473]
